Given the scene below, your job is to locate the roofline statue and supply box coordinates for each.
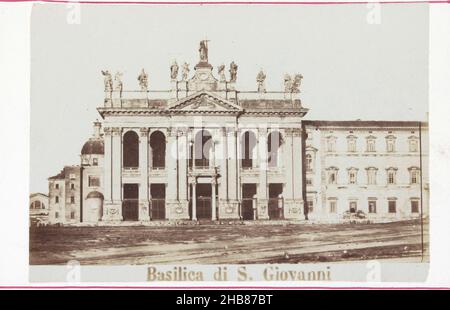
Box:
[199,40,209,63]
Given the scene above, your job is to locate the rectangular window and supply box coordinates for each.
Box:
[306,178,312,185]
[409,140,418,152]
[388,200,397,213]
[93,158,98,166]
[349,201,357,213]
[349,172,356,184]
[368,201,377,213]
[388,172,395,184]
[329,172,337,184]
[55,212,59,219]
[387,141,395,152]
[55,196,59,203]
[70,211,75,219]
[70,183,75,190]
[70,196,75,204]
[367,170,377,185]
[348,140,356,152]
[411,201,419,213]
[329,201,337,213]
[89,176,100,187]
[327,141,335,152]
[411,171,419,184]
[55,183,59,189]
[367,140,375,152]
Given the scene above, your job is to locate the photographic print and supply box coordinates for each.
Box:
[28,2,429,283]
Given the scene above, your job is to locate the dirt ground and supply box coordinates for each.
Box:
[29,219,428,265]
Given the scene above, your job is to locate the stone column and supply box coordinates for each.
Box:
[283,128,303,220]
[292,128,304,218]
[139,128,150,221]
[165,127,179,219]
[103,127,112,203]
[223,127,240,219]
[218,128,229,218]
[212,178,217,220]
[177,128,189,215]
[102,127,113,221]
[102,127,123,222]
[283,129,294,200]
[191,178,197,221]
[257,127,269,219]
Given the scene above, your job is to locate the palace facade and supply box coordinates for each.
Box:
[46,43,428,224]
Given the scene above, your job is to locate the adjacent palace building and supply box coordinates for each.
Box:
[45,42,429,225]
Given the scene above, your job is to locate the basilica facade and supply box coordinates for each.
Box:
[47,43,428,224]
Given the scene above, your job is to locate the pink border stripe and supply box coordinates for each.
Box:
[1,0,449,5]
[0,286,449,289]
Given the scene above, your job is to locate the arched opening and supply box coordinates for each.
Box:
[193,130,213,168]
[268,131,283,168]
[241,131,257,169]
[123,131,139,168]
[30,201,43,209]
[150,131,166,169]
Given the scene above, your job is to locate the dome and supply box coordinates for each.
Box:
[86,191,104,199]
[81,139,104,155]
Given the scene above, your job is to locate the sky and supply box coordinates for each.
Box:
[30,3,429,193]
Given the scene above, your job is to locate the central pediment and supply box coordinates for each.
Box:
[168,92,243,113]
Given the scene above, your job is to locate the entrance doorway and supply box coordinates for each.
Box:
[242,184,257,220]
[196,184,212,220]
[151,184,165,220]
[122,184,139,221]
[268,183,283,220]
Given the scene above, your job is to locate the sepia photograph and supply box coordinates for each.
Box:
[24,2,432,283]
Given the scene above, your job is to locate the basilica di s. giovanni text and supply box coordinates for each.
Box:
[44,42,428,225]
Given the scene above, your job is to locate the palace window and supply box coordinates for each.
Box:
[55,196,59,203]
[409,167,420,185]
[388,199,397,213]
[368,200,377,213]
[327,167,339,185]
[347,135,357,152]
[306,178,313,186]
[88,176,100,187]
[305,154,313,171]
[329,200,337,213]
[326,136,337,153]
[70,183,75,190]
[386,167,397,185]
[409,137,419,152]
[411,200,419,213]
[70,196,75,204]
[55,183,59,189]
[70,211,75,219]
[347,167,358,184]
[366,167,378,185]
[385,135,396,153]
[55,212,59,219]
[366,136,376,152]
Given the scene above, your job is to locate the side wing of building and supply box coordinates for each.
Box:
[303,121,429,221]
